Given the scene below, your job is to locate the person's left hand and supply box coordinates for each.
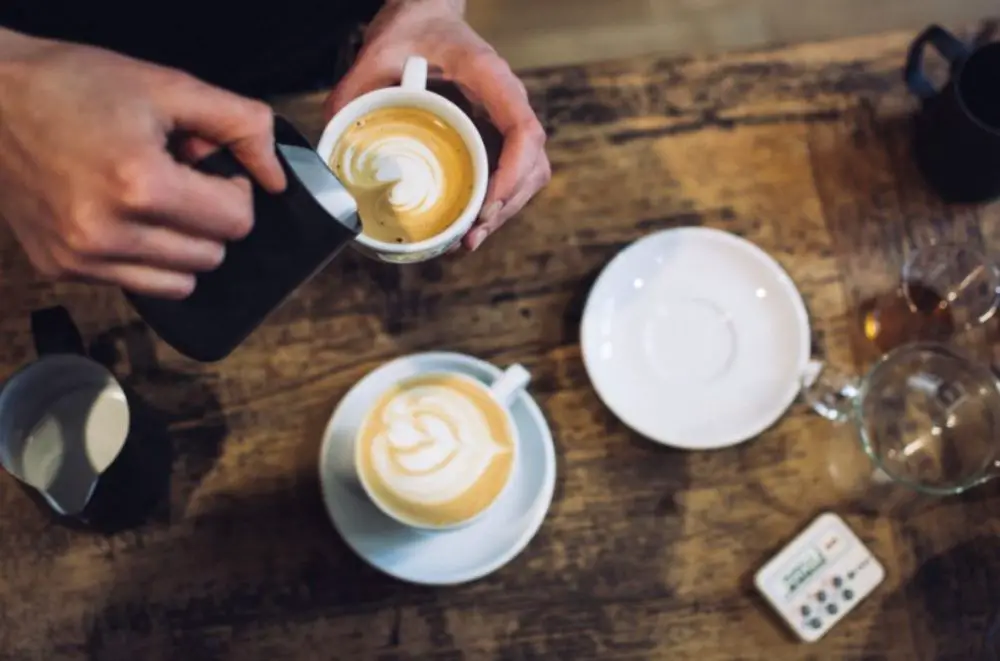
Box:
[325,0,550,251]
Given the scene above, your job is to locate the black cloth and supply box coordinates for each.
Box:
[0,2,385,97]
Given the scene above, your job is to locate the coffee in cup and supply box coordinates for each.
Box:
[354,369,525,529]
[317,56,488,263]
[330,106,475,245]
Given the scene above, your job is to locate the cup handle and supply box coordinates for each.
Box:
[401,56,429,92]
[801,359,860,423]
[30,306,86,357]
[489,364,531,407]
[905,25,969,101]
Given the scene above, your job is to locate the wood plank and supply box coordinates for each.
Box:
[467,0,997,69]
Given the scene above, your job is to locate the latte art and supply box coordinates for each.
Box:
[356,374,516,528]
[342,138,443,219]
[331,107,475,245]
[372,386,507,505]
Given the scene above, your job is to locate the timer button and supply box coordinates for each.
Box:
[820,532,844,556]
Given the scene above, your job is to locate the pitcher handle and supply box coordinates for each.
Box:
[193,147,249,179]
[801,359,860,423]
[30,306,85,357]
[905,25,969,101]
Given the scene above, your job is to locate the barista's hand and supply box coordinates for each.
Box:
[326,0,550,251]
[0,31,286,298]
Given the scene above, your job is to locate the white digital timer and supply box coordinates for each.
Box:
[754,512,885,643]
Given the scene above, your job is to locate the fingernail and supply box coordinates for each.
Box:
[469,228,488,251]
[480,201,503,223]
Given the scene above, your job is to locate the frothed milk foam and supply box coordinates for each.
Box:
[330,107,475,244]
[356,373,515,527]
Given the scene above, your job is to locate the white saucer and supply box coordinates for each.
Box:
[318,352,557,586]
[581,227,810,449]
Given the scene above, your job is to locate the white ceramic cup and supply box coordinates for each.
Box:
[353,363,530,531]
[317,56,489,263]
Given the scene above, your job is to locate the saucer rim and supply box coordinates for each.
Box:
[318,351,557,586]
[580,226,811,450]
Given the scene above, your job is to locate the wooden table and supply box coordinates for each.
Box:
[2,23,1000,661]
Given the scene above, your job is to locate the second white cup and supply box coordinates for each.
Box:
[353,363,530,532]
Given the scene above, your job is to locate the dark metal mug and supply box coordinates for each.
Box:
[906,26,1000,203]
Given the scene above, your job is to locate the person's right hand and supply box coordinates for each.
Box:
[0,32,287,299]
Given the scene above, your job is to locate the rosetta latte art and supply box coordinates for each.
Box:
[331,107,475,245]
[338,137,443,220]
[370,385,510,507]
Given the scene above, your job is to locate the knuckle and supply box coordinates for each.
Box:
[46,248,82,279]
[232,218,253,240]
[470,45,500,64]
[33,256,63,280]
[460,46,502,76]
[538,159,553,186]
[153,67,194,90]
[244,99,274,133]
[527,122,548,148]
[111,158,157,210]
[63,217,113,256]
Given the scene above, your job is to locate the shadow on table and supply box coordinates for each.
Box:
[88,321,228,531]
[78,357,419,661]
[81,461,403,660]
[863,535,1000,661]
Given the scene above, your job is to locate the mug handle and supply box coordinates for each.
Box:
[30,306,85,357]
[800,359,859,423]
[490,364,531,407]
[401,56,429,92]
[905,25,969,101]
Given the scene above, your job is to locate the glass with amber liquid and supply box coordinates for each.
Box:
[862,244,999,353]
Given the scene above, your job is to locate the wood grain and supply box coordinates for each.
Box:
[466,0,999,69]
[3,25,1000,661]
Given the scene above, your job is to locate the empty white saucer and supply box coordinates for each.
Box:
[319,352,557,586]
[581,227,810,449]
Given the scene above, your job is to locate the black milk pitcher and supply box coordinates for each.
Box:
[126,116,361,362]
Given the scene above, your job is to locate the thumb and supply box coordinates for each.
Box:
[324,53,404,120]
[160,75,287,193]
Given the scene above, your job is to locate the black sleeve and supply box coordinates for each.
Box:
[0,1,384,97]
